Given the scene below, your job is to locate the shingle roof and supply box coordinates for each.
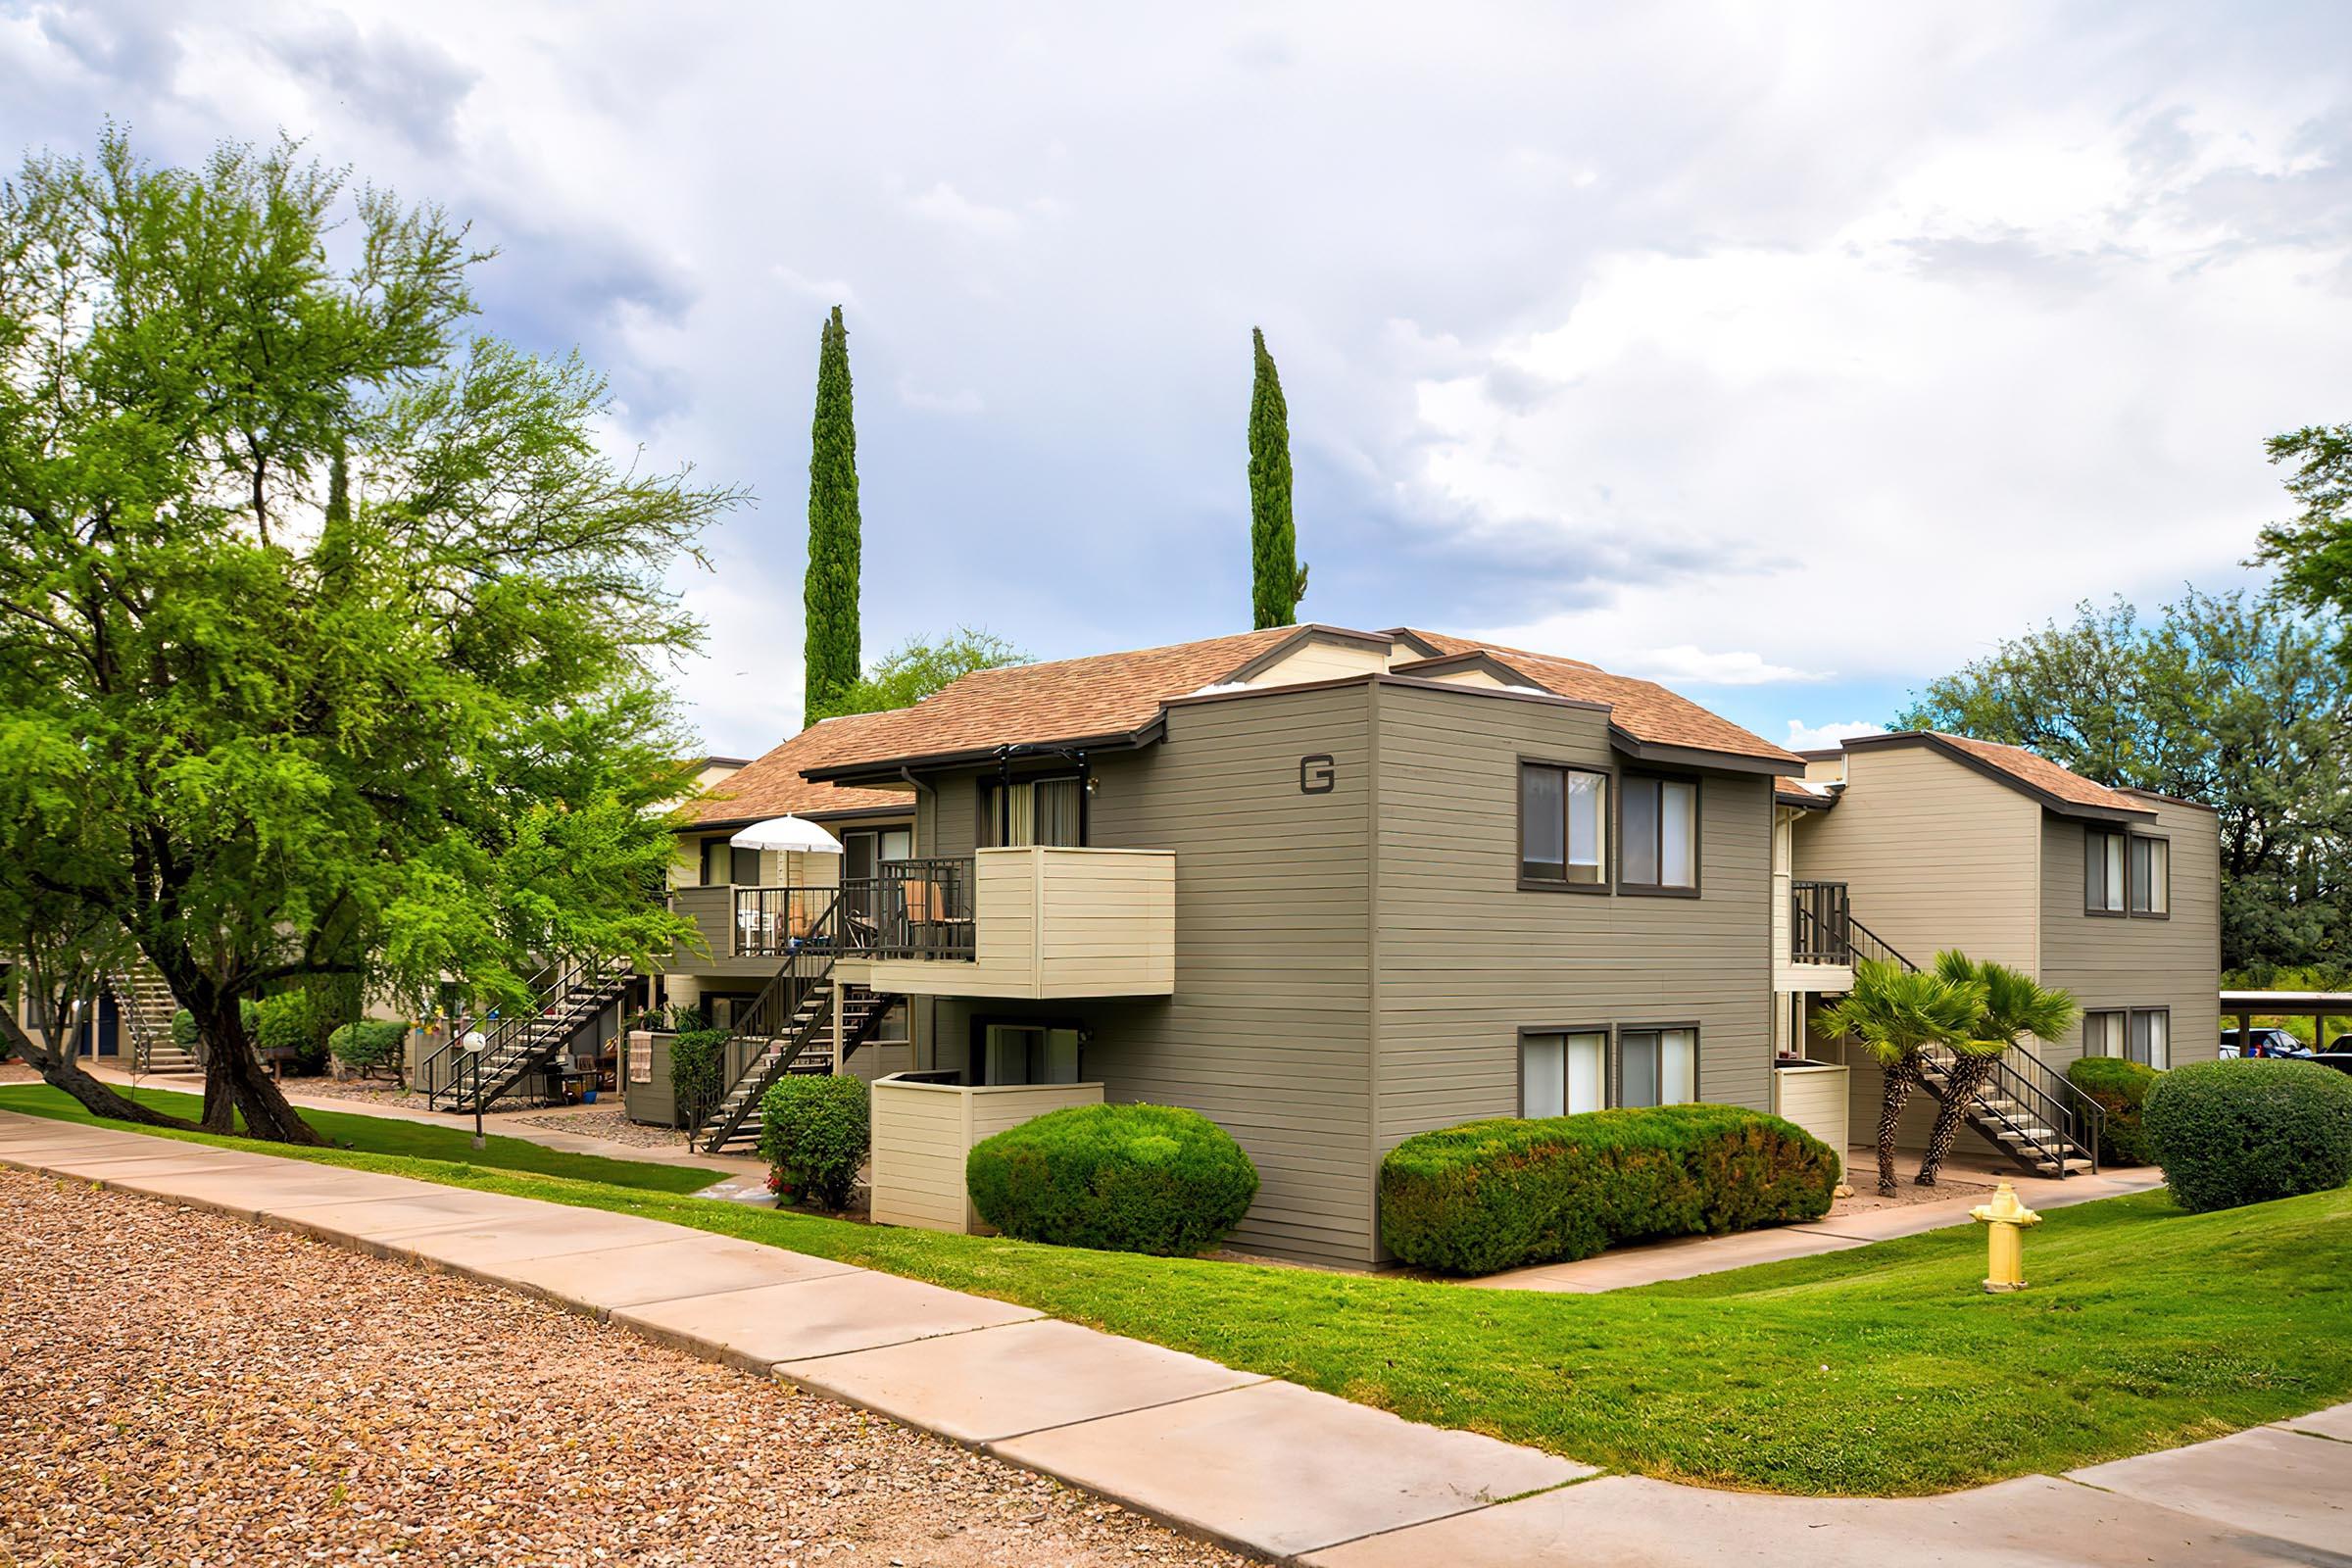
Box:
[799,626,1303,770]
[803,621,1801,776]
[681,710,917,827]
[1399,630,1801,766]
[1843,731,2154,817]
[1775,775,1837,808]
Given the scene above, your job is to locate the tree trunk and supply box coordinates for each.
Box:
[1918,1054,1995,1186]
[1875,1055,1919,1197]
[0,1007,202,1130]
[193,998,326,1146]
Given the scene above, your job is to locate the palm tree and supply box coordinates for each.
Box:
[1916,953,2079,1186]
[1816,958,1985,1197]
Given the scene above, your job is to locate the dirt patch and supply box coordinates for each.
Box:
[0,1168,1262,1568]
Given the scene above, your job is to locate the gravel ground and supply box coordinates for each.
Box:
[0,1168,1262,1568]
[294,1076,437,1110]
[511,1104,695,1150]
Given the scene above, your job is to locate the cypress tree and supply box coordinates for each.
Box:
[804,305,862,719]
[1248,326,1307,628]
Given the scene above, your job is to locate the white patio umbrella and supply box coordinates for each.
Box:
[729,815,844,855]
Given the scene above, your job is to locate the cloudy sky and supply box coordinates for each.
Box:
[8,2,2349,757]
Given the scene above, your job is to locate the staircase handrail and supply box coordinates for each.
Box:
[692,893,847,1151]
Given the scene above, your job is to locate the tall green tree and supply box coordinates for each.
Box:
[805,305,862,720]
[1895,591,2352,970]
[0,129,731,1141]
[1918,953,2077,1186]
[1248,326,1307,628]
[1816,959,1985,1196]
[2258,421,2352,620]
[812,626,1030,719]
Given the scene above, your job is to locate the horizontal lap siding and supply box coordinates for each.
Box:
[1789,746,2042,972]
[1371,686,1774,1157]
[2037,799,2222,1065]
[1081,686,1376,1265]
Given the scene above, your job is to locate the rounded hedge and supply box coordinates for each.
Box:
[2143,1058,2352,1213]
[758,1074,870,1210]
[2065,1056,2162,1166]
[966,1102,1258,1255]
[666,1027,729,1129]
[1380,1104,1838,1276]
[329,1019,408,1077]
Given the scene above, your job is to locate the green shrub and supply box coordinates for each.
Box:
[758,1075,870,1210]
[250,991,329,1073]
[171,1008,198,1053]
[2066,1056,2162,1165]
[1380,1105,1838,1276]
[966,1102,1258,1256]
[2144,1058,2352,1212]
[667,1027,729,1130]
[329,1019,408,1078]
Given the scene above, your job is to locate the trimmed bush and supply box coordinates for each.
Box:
[966,1102,1258,1256]
[2066,1056,2162,1165]
[330,1019,408,1078]
[252,991,325,1072]
[2144,1058,2352,1212]
[171,1007,199,1054]
[758,1075,870,1210]
[1380,1104,1838,1276]
[667,1027,729,1130]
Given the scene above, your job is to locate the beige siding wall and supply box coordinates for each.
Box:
[914,683,1377,1265]
[1240,639,1392,687]
[1789,744,2042,972]
[2037,797,2223,1066]
[1770,1062,1849,1180]
[1370,684,1777,1151]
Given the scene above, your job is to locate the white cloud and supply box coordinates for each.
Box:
[905,181,1023,237]
[897,380,986,416]
[1783,718,1886,753]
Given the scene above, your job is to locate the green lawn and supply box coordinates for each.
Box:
[0,1084,714,1195]
[5,1084,2348,1496]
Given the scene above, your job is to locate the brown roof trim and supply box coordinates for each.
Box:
[803,725,1165,785]
[1843,731,2155,820]
[2115,785,2218,814]
[1377,627,1449,660]
[1608,726,1791,778]
[1170,669,1616,715]
[1386,650,1544,687]
[1218,623,1401,685]
[1776,781,1838,809]
[684,803,917,834]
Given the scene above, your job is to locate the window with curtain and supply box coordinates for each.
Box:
[1619,1027,1697,1107]
[2084,828,2127,913]
[2128,1008,2170,1068]
[1622,775,1699,892]
[1519,762,1607,886]
[981,776,1085,848]
[2129,837,2170,915]
[1520,1031,1606,1117]
[701,838,760,886]
[2082,1010,2126,1057]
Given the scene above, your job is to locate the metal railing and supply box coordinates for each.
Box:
[1845,915,1916,971]
[732,885,841,959]
[1922,1039,2105,1176]
[845,858,976,960]
[1789,881,1852,963]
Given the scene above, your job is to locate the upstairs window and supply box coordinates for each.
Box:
[1622,775,1699,893]
[2084,828,2127,914]
[702,838,760,887]
[1520,762,1607,887]
[981,776,1084,848]
[2129,837,2170,916]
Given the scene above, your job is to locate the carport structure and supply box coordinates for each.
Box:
[2219,989,2352,1052]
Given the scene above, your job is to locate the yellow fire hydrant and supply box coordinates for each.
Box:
[1970,1180,2042,1293]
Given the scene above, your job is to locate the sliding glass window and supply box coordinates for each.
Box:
[2084,828,2127,913]
[2129,837,2170,916]
[981,776,1084,848]
[1622,775,1699,893]
[1520,1030,1606,1117]
[1519,762,1607,887]
[1620,1027,1698,1107]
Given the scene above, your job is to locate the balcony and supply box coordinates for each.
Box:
[1776,879,1857,994]
[833,847,1176,1000]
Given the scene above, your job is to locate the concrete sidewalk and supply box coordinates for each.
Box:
[2,1108,2341,1567]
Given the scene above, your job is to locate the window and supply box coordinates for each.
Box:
[702,837,760,887]
[1622,775,1699,893]
[2084,828,2127,914]
[1520,1030,1606,1117]
[980,1023,1081,1085]
[981,776,1084,848]
[2129,837,2170,916]
[2128,1008,2170,1069]
[870,998,909,1046]
[2082,1010,2126,1058]
[1519,762,1607,887]
[1620,1027,1698,1107]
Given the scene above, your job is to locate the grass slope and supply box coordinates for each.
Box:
[0,1084,712,1195]
[6,1086,2347,1495]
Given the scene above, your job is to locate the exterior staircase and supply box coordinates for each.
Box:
[110,960,199,1074]
[1917,1045,2101,1178]
[694,975,892,1154]
[428,955,634,1113]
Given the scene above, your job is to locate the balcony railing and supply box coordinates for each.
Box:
[1790,880,1851,964]
[730,859,977,961]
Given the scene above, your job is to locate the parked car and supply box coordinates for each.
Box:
[2220,1027,2313,1059]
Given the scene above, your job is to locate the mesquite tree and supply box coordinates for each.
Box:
[804,305,862,720]
[0,130,729,1142]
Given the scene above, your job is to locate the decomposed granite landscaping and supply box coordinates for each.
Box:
[5,1082,2351,1499]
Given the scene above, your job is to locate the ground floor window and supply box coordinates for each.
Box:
[980,1022,1081,1086]
[1520,1030,1606,1117]
[2083,1010,2126,1058]
[1619,1026,1697,1108]
[870,998,909,1045]
[2128,1007,2170,1069]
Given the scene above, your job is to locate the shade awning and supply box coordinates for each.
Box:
[729,815,844,855]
